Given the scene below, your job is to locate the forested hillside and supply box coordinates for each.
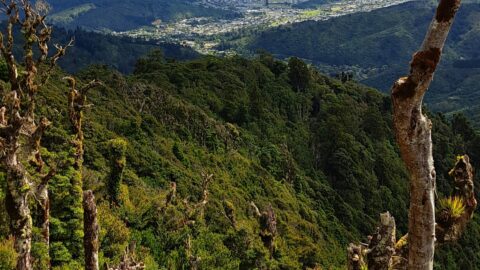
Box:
[0,21,199,74]
[51,27,199,73]
[294,0,338,9]
[240,1,480,125]
[45,0,240,31]
[1,51,479,269]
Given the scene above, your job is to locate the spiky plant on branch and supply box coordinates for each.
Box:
[347,1,477,270]
[348,155,476,270]
[438,197,465,221]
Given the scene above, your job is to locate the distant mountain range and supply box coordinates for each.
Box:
[2,20,199,73]
[293,0,337,8]
[51,27,200,73]
[42,0,480,125]
[45,0,240,31]
[239,1,480,124]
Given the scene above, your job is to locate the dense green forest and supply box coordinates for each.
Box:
[52,27,199,74]
[229,1,480,126]
[1,48,479,269]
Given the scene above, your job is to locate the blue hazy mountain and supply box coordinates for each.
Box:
[243,1,480,124]
[45,0,240,31]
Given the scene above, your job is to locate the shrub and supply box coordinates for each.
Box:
[0,237,17,270]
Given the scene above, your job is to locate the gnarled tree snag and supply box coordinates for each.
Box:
[106,244,145,270]
[186,235,200,270]
[349,155,476,270]
[83,190,100,270]
[347,213,396,270]
[367,212,396,270]
[0,1,73,269]
[65,77,103,169]
[436,155,477,244]
[250,202,278,258]
[390,0,461,269]
[64,76,102,263]
[259,204,277,258]
[34,167,56,253]
[347,243,367,270]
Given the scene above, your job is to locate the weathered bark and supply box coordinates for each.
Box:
[186,235,200,270]
[347,213,396,270]
[367,212,396,270]
[65,77,102,169]
[250,201,278,255]
[32,119,55,255]
[187,172,214,221]
[105,245,145,270]
[350,156,476,270]
[5,160,33,270]
[249,201,262,218]
[165,182,177,207]
[388,157,476,270]
[198,172,214,208]
[0,1,73,269]
[35,168,56,252]
[83,190,100,270]
[390,0,461,269]
[64,77,102,258]
[259,204,277,257]
[436,155,477,243]
[347,243,367,270]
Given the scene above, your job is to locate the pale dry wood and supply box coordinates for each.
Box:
[390,0,462,269]
[347,213,395,270]
[0,1,74,268]
[106,244,145,270]
[84,190,100,270]
[348,1,465,269]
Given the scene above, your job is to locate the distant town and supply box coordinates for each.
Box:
[112,0,414,54]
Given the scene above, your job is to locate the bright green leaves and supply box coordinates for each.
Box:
[438,197,466,219]
[106,138,127,205]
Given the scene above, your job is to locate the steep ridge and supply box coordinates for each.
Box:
[1,53,479,269]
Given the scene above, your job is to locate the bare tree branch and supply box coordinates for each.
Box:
[0,2,77,268]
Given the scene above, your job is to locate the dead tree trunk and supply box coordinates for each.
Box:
[390,0,461,269]
[105,244,145,270]
[349,156,476,270]
[65,77,102,169]
[64,75,102,266]
[34,167,56,262]
[0,1,73,269]
[186,235,200,270]
[84,190,100,270]
[260,205,277,257]
[347,212,396,270]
